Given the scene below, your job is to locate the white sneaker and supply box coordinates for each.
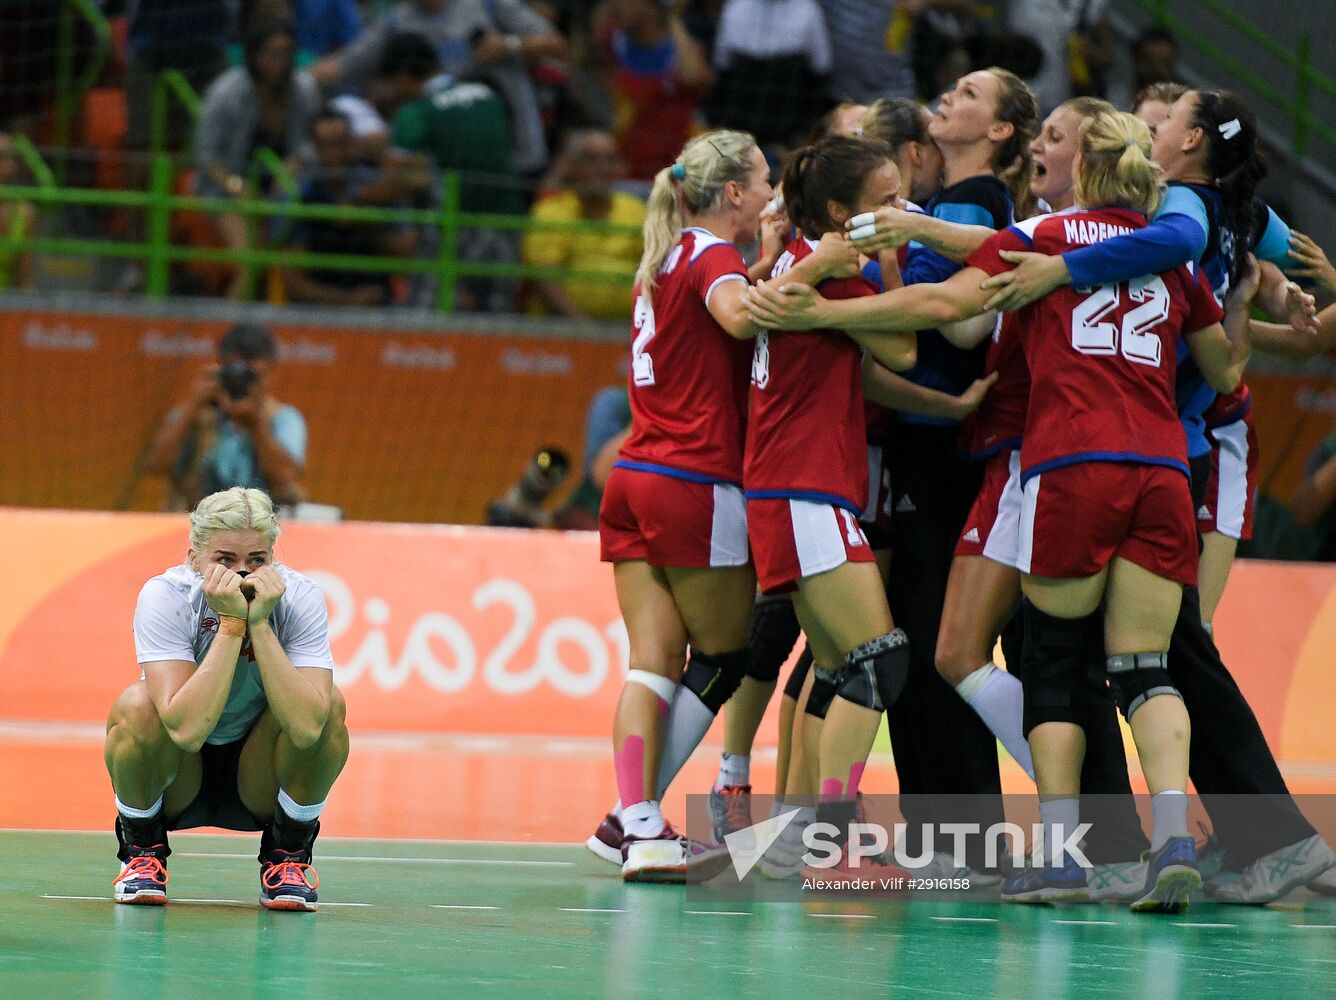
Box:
[621,826,730,884]
[758,815,811,880]
[1306,864,1336,896]
[1087,859,1150,902]
[1206,835,1336,904]
[901,850,1001,888]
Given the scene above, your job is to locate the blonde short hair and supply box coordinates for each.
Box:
[189,487,280,556]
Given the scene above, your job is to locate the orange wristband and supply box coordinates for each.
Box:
[218,615,248,638]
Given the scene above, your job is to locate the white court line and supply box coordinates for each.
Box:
[1052,919,1118,926]
[316,902,374,908]
[929,916,997,923]
[432,905,500,911]
[1290,924,1336,930]
[176,852,572,867]
[1172,922,1237,928]
[559,907,625,914]
[809,912,876,920]
[683,910,751,917]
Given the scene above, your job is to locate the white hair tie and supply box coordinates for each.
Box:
[1218,118,1242,140]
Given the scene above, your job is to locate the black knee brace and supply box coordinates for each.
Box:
[804,661,844,719]
[682,647,749,714]
[783,643,813,701]
[1021,602,1089,736]
[835,629,910,712]
[1106,652,1180,720]
[747,594,801,683]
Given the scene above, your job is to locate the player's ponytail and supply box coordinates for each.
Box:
[189,486,281,557]
[984,67,1040,221]
[782,135,895,238]
[1076,110,1161,218]
[1191,89,1266,290]
[634,129,759,303]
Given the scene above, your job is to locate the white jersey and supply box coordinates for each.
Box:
[133,563,334,745]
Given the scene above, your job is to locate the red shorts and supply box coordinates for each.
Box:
[859,442,894,546]
[1198,415,1258,542]
[599,465,749,567]
[955,449,1023,569]
[1018,462,1197,585]
[748,497,876,594]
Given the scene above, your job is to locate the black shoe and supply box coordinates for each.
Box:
[114,843,169,904]
[258,815,321,912]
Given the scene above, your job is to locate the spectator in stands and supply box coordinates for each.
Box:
[279,107,417,306]
[145,322,307,511]
[195,21,321,299]
[590,0,712,183]
[311,0,568,177]
[522,128,644,320]
[817,0,915,103]
[1004,0,1112,112]
[1131,25,1181,96]
[291,0,364,63]
[375,32,523,311]
[0,134,35,289]
[702,0,831,149]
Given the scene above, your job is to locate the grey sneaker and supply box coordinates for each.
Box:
[896,850,1001,888]
[1206,835,1336,904]
[1306,865,1336,896]
[1088,859,1149,902]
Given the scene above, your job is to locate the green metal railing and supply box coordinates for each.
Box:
[0,158,642,310]
[1135,0,1335,157]
[53,0,111,181]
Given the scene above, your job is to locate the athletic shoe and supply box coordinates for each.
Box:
[113,845,170,905]
[709,784,753,844]
[1306,865,1336,896]
[621,825,731,884]
[585,812,624,865]
[1205,834,1336,904]
[1130,837,1201,914]
[758,813,811,880]
[801,845,910,891]
[1087,859,1149,902]
[895,848,1002,888]
[259,850,320,911]
[1001,856,1090,904]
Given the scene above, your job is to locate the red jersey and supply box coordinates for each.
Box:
[605,28,704,182]
[744,237,879,512]
[959,311,1029,460]
[617,227,752,484]
[1204,382,1252,428]
[966,208,1225,483]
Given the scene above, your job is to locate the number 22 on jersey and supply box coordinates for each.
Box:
[631,293,656,386]
[1071,274,1172,367]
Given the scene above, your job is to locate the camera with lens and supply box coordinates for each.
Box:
[485,446,571,528]
[219,360,258,401]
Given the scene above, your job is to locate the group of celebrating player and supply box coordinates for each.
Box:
[589,65,1336,914]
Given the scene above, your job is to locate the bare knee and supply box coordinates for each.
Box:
[106,683,168,750]
[935,631,985,686]
[318,687,350,757]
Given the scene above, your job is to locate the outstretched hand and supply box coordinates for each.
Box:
[980,250,1070,312]
[954,371,1000,419]
[846,205,921,253]
[744,279,822,329]
[1287,231,1336,297]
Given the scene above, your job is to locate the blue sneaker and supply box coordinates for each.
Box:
[1001,855,1090,903]
[1131,836,1201,914]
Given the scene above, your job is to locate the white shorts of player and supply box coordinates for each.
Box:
[986,450,1025,571]
[709,483,750,567]
[790,498,869,577]
[1212,420,1250,541]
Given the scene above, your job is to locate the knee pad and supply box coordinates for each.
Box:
[804,661,844,720]
[747,595,801,683]
[1021,602,1089,736]
[682,647,749,715]
[836,629,910,712]
[783,643,813,702]
[1106,652,1180,720]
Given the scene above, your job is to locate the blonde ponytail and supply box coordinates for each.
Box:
[633,129,759,303]
[1076,110,1161,218]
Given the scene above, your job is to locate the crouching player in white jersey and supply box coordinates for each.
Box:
[105,487,348,911]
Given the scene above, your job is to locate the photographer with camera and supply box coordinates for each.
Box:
[146,322,307,511]
[484,446,570,528]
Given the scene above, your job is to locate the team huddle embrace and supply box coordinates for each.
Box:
[590,68,1336,912]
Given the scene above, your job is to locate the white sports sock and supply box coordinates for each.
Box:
[716,753,751,789]
[956,663,1035,780]
[654,687,716,797]
[115,794,163,820]
[621,799,665,839]
[1150,790,1189,852]
[277,788,326,823]
[1039,798,1081,867]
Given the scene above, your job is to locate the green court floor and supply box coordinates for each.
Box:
[4,830,1335,999]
